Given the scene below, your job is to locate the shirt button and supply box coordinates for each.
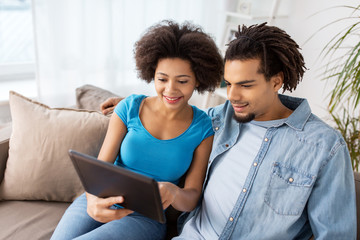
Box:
[242,188,247,193]
[225,144,229,147]
[289,177,294,183]
[229,217,234,222]
[253,162,258,167]
[215,127,219,131]
[264,138,268,142]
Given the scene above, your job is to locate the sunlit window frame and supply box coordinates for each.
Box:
[0,63,36,82]
[0,0,36,83]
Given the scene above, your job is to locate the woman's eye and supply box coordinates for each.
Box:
[158,78,166,82]
[179,80,188,84]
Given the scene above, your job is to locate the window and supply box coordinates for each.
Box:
[0,0,36,101]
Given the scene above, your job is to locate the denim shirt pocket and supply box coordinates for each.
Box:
[264,162,316,216]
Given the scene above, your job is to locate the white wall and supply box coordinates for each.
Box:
[199,0,359,124]
[270,0,358,124]
[31,0,226,107]
[3,0,358,124]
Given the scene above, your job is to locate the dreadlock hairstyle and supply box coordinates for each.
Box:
[134,20,224,93]
[224,22,306,92]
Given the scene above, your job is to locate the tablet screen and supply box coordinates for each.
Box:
[68,149,166,223]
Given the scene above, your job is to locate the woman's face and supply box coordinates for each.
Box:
[154,58,198,110]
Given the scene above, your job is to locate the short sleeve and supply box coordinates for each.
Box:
[192,107,214,141]
[201,113,214,140]
[114,95,131,125]
[114,94,146,126]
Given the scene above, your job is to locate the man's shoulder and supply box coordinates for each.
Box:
[298,113,345,150]
[306,114,341,136]
[280,94,344,148]
[206,100,232,119]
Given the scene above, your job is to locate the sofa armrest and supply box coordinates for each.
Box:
[0,124,11,183]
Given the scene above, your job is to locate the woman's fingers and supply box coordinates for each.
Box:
[86,193,133,223]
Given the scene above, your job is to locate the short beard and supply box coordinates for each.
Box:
[233,113,255,123]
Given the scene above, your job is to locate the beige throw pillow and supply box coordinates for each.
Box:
[76,84,119,112]
[0,91,110,202]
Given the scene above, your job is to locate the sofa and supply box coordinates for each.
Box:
[0,85,358,240]
[0,85,181,240]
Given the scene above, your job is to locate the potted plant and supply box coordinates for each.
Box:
[319,4,360,171]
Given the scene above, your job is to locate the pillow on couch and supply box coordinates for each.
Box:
[76,84,119,112]
[0,91,110,202]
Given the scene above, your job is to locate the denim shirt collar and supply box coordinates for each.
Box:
[206,94,312,167]
[279,94,312,131]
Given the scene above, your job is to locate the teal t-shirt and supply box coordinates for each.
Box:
[114,94,214,184]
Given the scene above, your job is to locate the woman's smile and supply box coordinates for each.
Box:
[163,95,183,104]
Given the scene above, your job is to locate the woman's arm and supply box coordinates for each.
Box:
[86,113,133,223]
[97,112,127,163]
[158,135,213,212]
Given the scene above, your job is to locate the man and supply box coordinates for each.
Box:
[101,23,356,239]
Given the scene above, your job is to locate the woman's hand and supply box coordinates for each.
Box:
[86,192,133,223]
[158,182,179,210]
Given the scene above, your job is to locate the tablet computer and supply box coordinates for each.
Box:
[68,149,166,223]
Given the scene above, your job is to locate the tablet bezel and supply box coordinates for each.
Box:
[68,149,166,223]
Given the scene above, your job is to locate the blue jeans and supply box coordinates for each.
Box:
[51,193,166,240]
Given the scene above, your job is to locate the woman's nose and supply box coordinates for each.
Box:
[166,80,176,91]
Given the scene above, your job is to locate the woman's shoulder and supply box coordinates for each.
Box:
[119,94,147,107]
[126,94,147,102]
[114,94,147,115]
[191,105,212,124]
[190,105,214,138]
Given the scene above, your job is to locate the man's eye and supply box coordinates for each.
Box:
[242,85,252,88]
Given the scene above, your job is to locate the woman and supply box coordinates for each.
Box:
[51,20,223,240]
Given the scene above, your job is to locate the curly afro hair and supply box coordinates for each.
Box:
[225,22,306,92]
[134,20,224,93]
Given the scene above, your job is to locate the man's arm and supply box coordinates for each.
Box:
[307,142,356,239]
[100,97,123,115]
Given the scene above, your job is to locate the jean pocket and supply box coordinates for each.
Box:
[264,162,316,216]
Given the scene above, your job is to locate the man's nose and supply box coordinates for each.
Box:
[227,85,240,101]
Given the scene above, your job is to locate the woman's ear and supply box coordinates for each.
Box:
[195,81,200,88]
[271,72,284,92]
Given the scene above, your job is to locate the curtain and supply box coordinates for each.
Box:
[32,0,225,107]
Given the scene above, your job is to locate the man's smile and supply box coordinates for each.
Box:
[231,103,249,112]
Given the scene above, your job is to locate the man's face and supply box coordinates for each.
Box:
[224,59,283,123]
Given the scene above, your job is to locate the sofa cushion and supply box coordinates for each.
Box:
[0,200,70,240]
[0,124,11,184]
[76,84,119,112]
[0,91,109,202]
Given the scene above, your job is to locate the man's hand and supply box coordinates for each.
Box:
[86,193,133,223]
[100,97,123,115]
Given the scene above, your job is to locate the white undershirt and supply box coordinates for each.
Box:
[199,122,266,238]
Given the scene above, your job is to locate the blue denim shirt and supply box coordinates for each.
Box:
[179,95,356,239]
